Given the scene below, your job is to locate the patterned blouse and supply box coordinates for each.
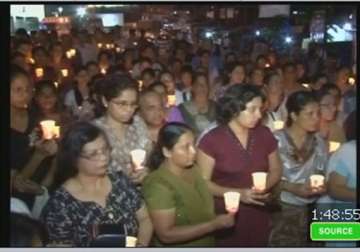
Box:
[41,171,143,246]
[93,115,152,175]
[274,129,329,206]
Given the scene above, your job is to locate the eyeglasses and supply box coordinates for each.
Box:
[80,147,110,161]
[110,100,138,109]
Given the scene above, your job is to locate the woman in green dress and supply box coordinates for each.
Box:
[142,122,235,247]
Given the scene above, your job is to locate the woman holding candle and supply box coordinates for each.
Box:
[197,84,282,246]
[11,65,58,207]
[41,122,153,246]
[143,122,235,247]
[92,74,152,184]
[269,91,328,246]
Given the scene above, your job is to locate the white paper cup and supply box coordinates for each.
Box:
[40,120,56,140]
[35,68,44,78]
[252,172,268,191]
[310,174,325,188]
[130,149,146,170]
[329,141,340,152]
[273,120,285,130]
[126,236,137,247]
[61,69,68,77]
[167,95,176,107]
[224,191,241,213]
[53,126,60,139]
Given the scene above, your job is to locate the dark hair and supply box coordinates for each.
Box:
[141,68,156,79]
[86,61,98,69]
[216,84,265,124]
[74,66,88,76]
[32,46,48,57]
[11,64,31,84]
[147,122,193,170]
[54,122,106,188]
[15,39,32,51]
[316,84,335,101]
[97,50,111,62]
[180,65,193,75]
[225,62,245,82]
[264,71,281,86]
[320,83,341,97]
[147,81,166,92]
[343,111,356,141]
[282,62,296,72]
[10,213,48,247]
[193,73,208,85]
[285,91,318,127]
[100,73,138,102]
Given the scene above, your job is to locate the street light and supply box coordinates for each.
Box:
[285,36,293,44]
[77,7,86,17]
[58,7,63,15]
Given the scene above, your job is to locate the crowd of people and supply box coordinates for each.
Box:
[10,24,357,247]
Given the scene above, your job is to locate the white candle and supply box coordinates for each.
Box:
[69,49,76,57]
[61,69,69,77]
[106,44,111,49]
[302,83,310,89]
[273,120,284,130]
[252,172,267,191]
[54,82,59,88]
[224,191,241,213]
[35,68,44,78]
[329,141,340,152]
[125,236,137,247]
[265,63,270,68]
[40,120,56,140]
[101,68,107,75]
[66,51,72,59]
[138,80,143,91]
[130,149,146,170]
[348,77,355,86]
[97,43,103,48]
[116,47,121,53]
[310,174,325,188]
[167,95,176,107]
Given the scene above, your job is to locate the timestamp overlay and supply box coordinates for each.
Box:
[310,203,360,241]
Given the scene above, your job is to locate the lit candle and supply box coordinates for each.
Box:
[133,42,138,46]
[100,68,107,75]
[348,77,355,86]
[35,68,44,78]
[310,174,325,188]
[54,82,59,88]
[40,120,56,140]
[130,149,146,170]
[302,83,310,89]
[28,58,35,64]
[224,191,241,213]
[265,63,270,68]
[138,80,143,91]
[116,47,121,53]
[61,68,68,77]
[106,44,111,49]
[126,236,137,247]
[110,44,115,49]
[273,120,284,130]
[97,43,103,48]
[66,51,72,59]
[167,95,176,107]
[69,49,76,57]
[252,172,267,191]
[329,141,340,152]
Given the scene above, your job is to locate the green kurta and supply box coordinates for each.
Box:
[142,164,216,247]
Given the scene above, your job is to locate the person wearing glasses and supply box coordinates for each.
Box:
[41,122,153,247]
[92,74,152,184]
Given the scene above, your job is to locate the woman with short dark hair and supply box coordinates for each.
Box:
[197,84,282,246]
[92,73,152,184]
[41,122,153,247]
[269,91,328,246]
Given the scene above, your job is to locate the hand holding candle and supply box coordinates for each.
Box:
[130,149,146,170]
[40,120,61,140]
[310,174,325,189]
[252,172,267,192]
[224,191,241,214]
[61,69,69,77]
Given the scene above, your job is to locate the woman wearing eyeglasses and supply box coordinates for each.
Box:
[41,122,153,247]
[92,74,152,184]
